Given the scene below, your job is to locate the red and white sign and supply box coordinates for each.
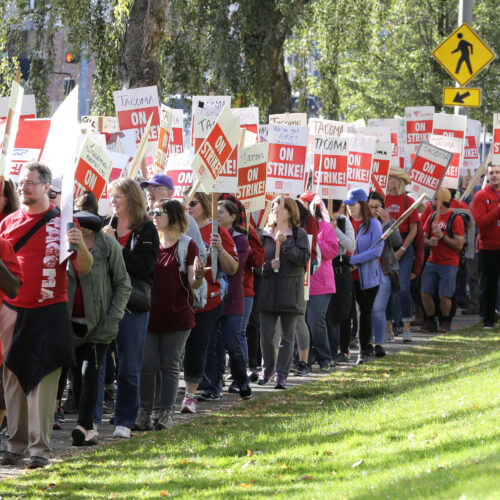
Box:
[113,86,160,154]
[191,95,231,148]
[237,142,268,212]
[432,113,467,174]
[269,113,307,126]
[213,139,241,193]
[191,106,240,193]
[74,135,113,200]
[429,134,463,190]
[169,109,184,155]
[312,136,349,199]
[368,118,401,167]
[346,134,376,194]
[266,124,309,196]
[232,107,259,136]
[153,104,173,174]
[165,152,195,200]
[193,108,218,153]
[492,114,500,166]
[463,119,481,172]
[370,143,392,196]
[405,106,434,160]
[408,142,453,199]
[0,93,35,120]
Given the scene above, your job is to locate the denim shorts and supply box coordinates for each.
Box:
[421,261,458,298]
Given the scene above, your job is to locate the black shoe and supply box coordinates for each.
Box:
[319,363,331,372]
[248,369,259,383]
[374,345,386,357]
[227,382,240,394]
[83,435,98,446]
[240,386,252,400]
[365,344,374,357]
[197,392,220,402]
[1,452,23,466]
[71,427,86,447]
[336,352,350,364]
[294,361,311,376]
[356,353,368,365]
[28,456,49,469]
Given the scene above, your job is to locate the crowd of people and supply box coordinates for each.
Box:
[0,160,498,469]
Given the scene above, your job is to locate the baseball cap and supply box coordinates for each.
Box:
[140,174,174,191]
[343,188,368,205]
[50,178,62,193]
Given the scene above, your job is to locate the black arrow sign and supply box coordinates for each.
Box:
[453,91,471,103]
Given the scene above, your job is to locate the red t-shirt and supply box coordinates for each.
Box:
[424,210,464,267]
[385,194,419,235]
[148,239,199,333]
[118,230,133,247]
[0,206,75,308]
[198,223,238,313]
[351,218,362,282]
[0,238,23,306]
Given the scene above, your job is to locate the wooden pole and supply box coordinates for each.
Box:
[459,154,490,202]
[211,195,218,283]
[433,188,444,237]
[259,202,273,230]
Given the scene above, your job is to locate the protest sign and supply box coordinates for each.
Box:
[113,86,160,154]
[269,113,307,126]
[191,106,240,193]
[127,113,153,179]
[367,118,401,166]
[258,124,269,142]
[74,135,113,200]
[169,109,184,155]
[81,115,119,133]
[193,108,218,153]
[165,152,195,200]
[266,123,309,196]
[232,107,259,136]
[370,143,392,196]
[432,113,466,152]
[242,130,258,147]
[213,139,240,193]
[0,93,35,120]
[429,134,463,189]
[408,142,453,199]
[312,135,349,199]
[345,134,376,193]
[8,118,51,184]
[237,142,268,212]
[191,95,231,148]
[308,118,347,155]
[492,114,500,166]
[347,119,366,132]
[0,79,23,179]
[463,119,481,172]
[108,151,130,180]
[153,104,173,174]
[405,106,435,161]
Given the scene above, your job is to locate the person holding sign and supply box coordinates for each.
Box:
[344,189,385,365]
[257,198,310,389]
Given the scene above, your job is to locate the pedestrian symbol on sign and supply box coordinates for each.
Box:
[452,33,473,75]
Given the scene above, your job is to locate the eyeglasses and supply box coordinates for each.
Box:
[148,209,167,217]
[144,185,163,191]
[18,181,44,188]
[188,200,199,208]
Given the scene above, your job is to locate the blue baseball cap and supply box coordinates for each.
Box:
[343,188,368,205]
[140,174,174,191]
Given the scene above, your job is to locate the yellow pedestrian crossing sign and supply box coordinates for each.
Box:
[432,23,497,86]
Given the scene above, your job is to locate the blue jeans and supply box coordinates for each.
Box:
[371,274,392,345]
[306,293,333,365]
[239,297,254,368]
[397,244,414,323]
[93,310,149,428]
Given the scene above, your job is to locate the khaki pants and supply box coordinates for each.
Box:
[0,303,61,458]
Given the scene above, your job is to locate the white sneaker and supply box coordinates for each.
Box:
[180,395,197,414]
[113,425,131,438]
[402,330,412,342]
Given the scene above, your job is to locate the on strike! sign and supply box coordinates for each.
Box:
[346,134,376,193]
[191,106,240,193]
[169,109,184,155]
[492,114,500,166]
[191,95,231,148]
[370,143,392,196]
[368,118,401,167]
[409,142,453,199]
[405,106,435,160]
[74,136,113,200]
[165,152,195,200]
[463,119,481,172]
[312,135,349,199]
[429,134,462,190]
[266,124,309,196]
[113,86,160,154]
[231,107,259,136]
[193,108,218,153]
[237,142,268,212]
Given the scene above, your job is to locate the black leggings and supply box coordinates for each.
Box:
[354,282,379,353]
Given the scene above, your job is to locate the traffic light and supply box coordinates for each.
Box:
[65,52,79,64]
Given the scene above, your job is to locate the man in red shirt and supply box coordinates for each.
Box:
[0,163,93,468]
[421,188,464,333]
[472,163,500,329]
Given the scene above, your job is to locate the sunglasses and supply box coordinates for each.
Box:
[148,209,167,217]
[188,200,199,208]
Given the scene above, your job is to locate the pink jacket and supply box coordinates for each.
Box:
[310,219,339,296]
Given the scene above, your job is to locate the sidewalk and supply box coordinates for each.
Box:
[0,312,480,480]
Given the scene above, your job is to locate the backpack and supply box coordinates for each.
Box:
[298,214,321,275]
[429,210,470,266]
[175,234,208,310]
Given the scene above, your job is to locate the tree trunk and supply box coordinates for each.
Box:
[118,0,168,89]
[268,36,292,114]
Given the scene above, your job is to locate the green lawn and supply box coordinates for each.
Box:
[1,326,499,499]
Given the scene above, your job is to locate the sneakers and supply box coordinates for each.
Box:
[227,382,240,394]
[257,371,272,386]
[28,456,49,469]
[274,374,287,389]
[248,368,259,383]
[402,330,412,342]
[374,344,386,357]
[180,395,197,414]
[1,451,23,466]
[53,405,65,430]
[133,408,153,431]
[154,411,173,431]
[483,324,494,330]
[239,385,252,400]
[336,352,350,364]
[356,352,369,365]
[113,425,131,438]
[319,363,331,372]
[197,392,220,402]
[294,361,311,376]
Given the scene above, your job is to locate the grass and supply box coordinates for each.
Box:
[1,326,499,499]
